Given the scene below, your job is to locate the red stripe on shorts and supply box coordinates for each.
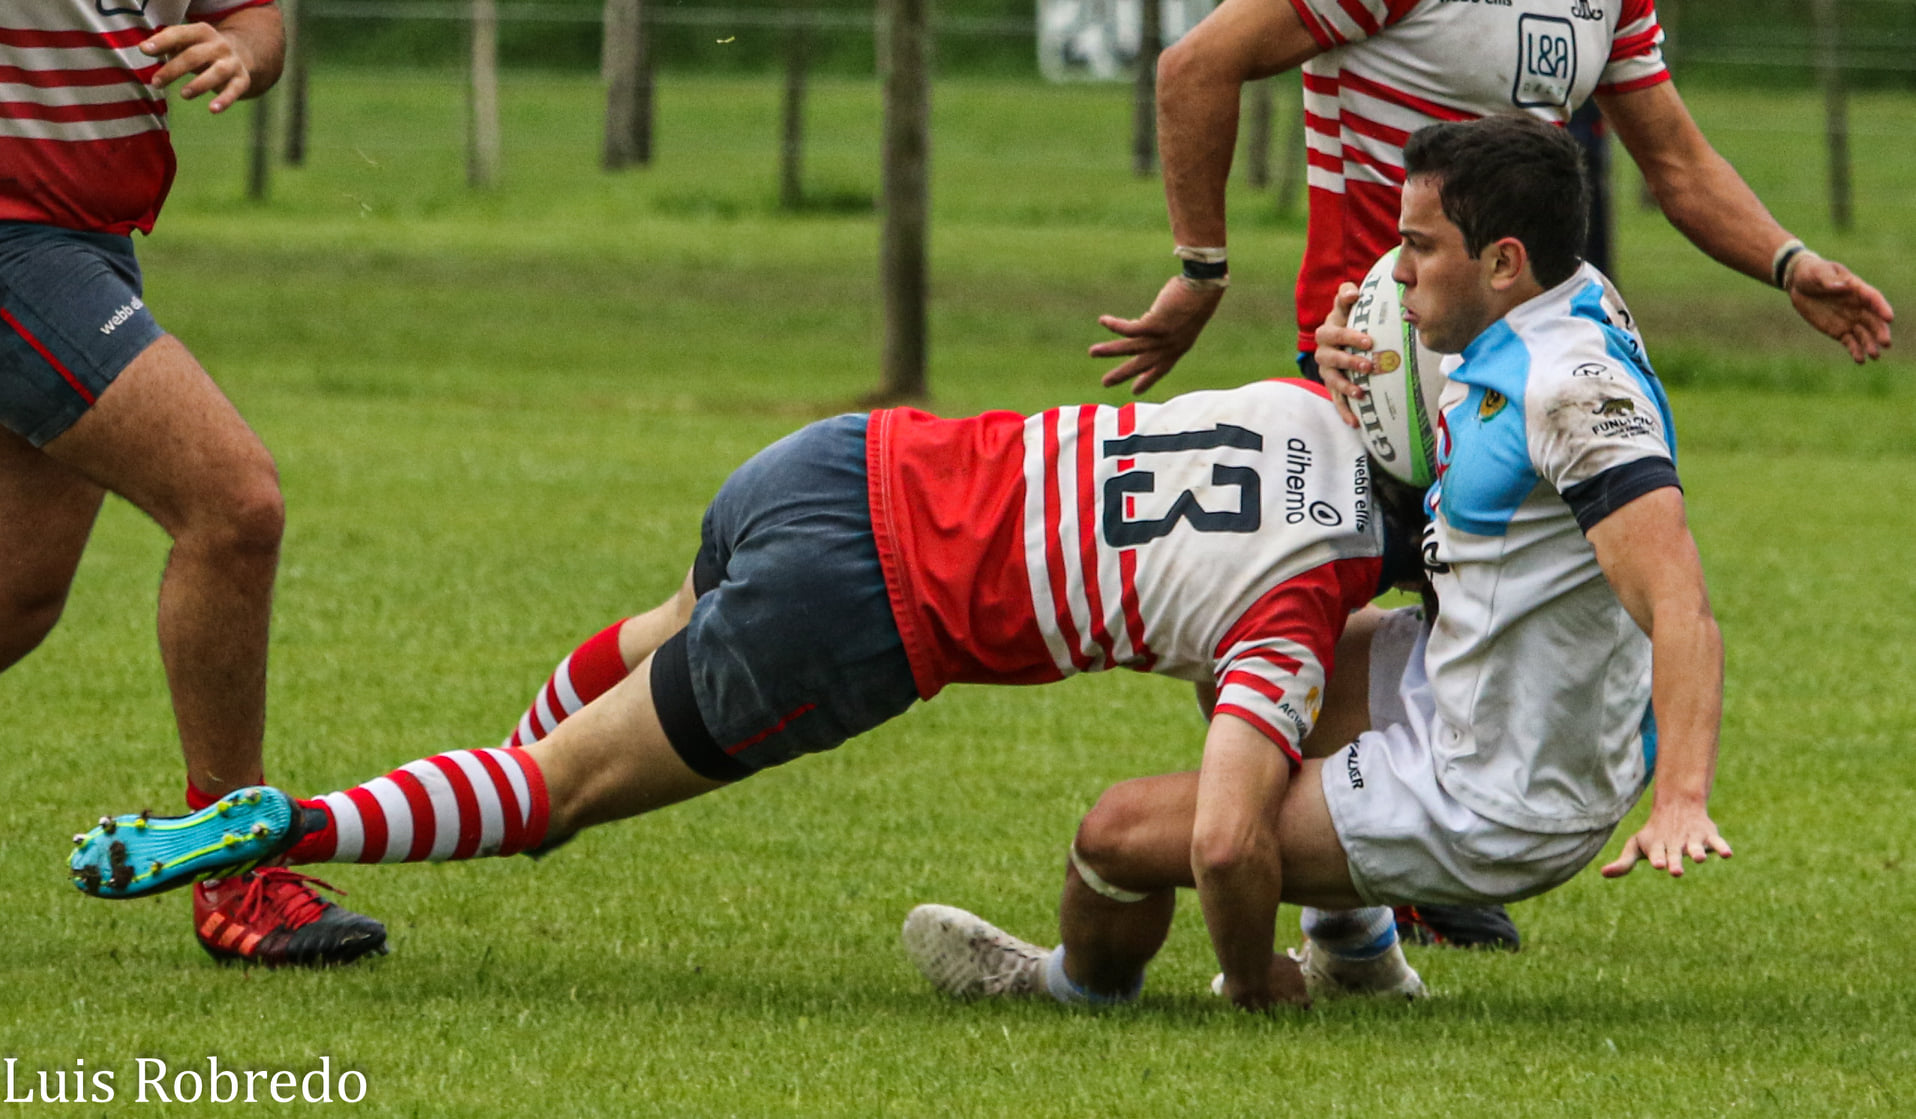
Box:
[0,307,95,405]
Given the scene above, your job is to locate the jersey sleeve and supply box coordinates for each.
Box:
[1209,555,1380,769]
[1525,361,1678,530]
[188,0,277,20]
[1597,0,1670,95]
[1287,0,1425,52]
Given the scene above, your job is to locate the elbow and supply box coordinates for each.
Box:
[1189,825,1258,884]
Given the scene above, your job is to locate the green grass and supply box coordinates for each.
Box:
[0,74,1911,1116]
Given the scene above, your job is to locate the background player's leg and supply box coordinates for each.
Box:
[1055,773,1192,996]
[1059,762,1365,996]
[40,335,283,797]
[0,428,104,670]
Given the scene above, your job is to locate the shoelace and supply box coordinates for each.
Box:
[229,868,346,932]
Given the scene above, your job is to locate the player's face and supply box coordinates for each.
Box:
[1393,176,1497,354]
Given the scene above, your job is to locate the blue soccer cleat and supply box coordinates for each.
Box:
[69,787,303,899]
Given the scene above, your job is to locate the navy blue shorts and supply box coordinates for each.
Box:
[0,222,166,446]
[650,414,920,781]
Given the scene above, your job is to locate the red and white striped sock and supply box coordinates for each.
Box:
[287,747,550,864]
[503,620,632,747]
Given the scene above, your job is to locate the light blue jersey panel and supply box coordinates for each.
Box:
[1436,321,1539,539]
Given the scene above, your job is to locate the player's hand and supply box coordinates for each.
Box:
[141,23,255,113]
[1600,800,1732,879]
[1787,255,1895,363]
[1209,953,1311,1011]
[1091,276,1226,395]
[1312,282,1374,429]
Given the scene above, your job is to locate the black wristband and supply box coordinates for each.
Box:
[1181,257,1229,283]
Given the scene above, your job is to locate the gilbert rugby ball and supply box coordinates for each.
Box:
[1344,247,1446,487]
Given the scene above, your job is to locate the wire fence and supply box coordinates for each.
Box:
[256,2,1910,226]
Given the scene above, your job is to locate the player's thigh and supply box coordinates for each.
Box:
[1276,758,1365,909]
[41,335,281,539]
[0,426,103,611]
[1300,604,1394,758]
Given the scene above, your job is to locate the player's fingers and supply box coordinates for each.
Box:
[138,24,206,57]
[1130,367,1166,395]
[1332,390,1358,428]
[1685,836,1709,865]
[1096,313,1147,337]
[1099,360,1144,388]
[1089,335,1157,359]
[1710,834,1734,859]
[1600,837,1642,878]
[184,60,242,103]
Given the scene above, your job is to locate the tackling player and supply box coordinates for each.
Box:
[70,379,1428,996]
[902,115,1730,1011]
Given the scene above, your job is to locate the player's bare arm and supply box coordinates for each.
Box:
[141,3,285,114]
[1092,0,1322,393]
[1597,81,1894,363]
[1191,714,1302,1009]
[1585,486,1733,879]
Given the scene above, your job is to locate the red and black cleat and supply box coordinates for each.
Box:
[1394,903,1522,951]
[194,868,387,967]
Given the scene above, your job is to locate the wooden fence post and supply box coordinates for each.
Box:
[1812,0,1852,231]
[1245,78,1273,189]
[1275,78,1305,217]
[468,0,501,187]
[1132,0,1161,178]
[781,9,809,209]
[248,90,270,200]
[878,0,930,402]
[281,0,308,166]
[602,0,653,169]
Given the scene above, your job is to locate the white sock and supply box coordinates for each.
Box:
[1300,906,1398,961]
[1041,946,1142,1005]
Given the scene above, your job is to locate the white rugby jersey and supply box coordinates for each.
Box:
[0,0,269,233]
[1423,262,1678,832]
[868,379,1384,765]
[1287,0,1668,351]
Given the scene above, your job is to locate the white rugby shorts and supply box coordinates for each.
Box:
[1319,607,1615,907]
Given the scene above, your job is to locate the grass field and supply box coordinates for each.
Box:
[0,74,1912,1116]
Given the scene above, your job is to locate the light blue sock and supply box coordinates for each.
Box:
[1041,946,1143,1006]
[1300,906,1398,961]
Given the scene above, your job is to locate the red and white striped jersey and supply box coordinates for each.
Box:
[1287,0,1668,351]
[0,0,270,234]
[868,379,1384,765]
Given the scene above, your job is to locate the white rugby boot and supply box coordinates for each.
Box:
[902,904,1049,999]
[1289,938,1427,1001]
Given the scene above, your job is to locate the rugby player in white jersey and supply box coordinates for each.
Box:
[902,115,1729,1011]
[72,379,1432,999]
[1086,0,1847,951]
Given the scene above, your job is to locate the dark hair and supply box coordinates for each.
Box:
[1401,115,1588,289]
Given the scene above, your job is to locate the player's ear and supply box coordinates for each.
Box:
[1485,236,1530,291]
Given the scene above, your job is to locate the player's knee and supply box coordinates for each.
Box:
[192,465,285,561]
[1073,782,1157,881]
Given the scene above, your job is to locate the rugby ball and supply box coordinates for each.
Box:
[1344,248,1446,487]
